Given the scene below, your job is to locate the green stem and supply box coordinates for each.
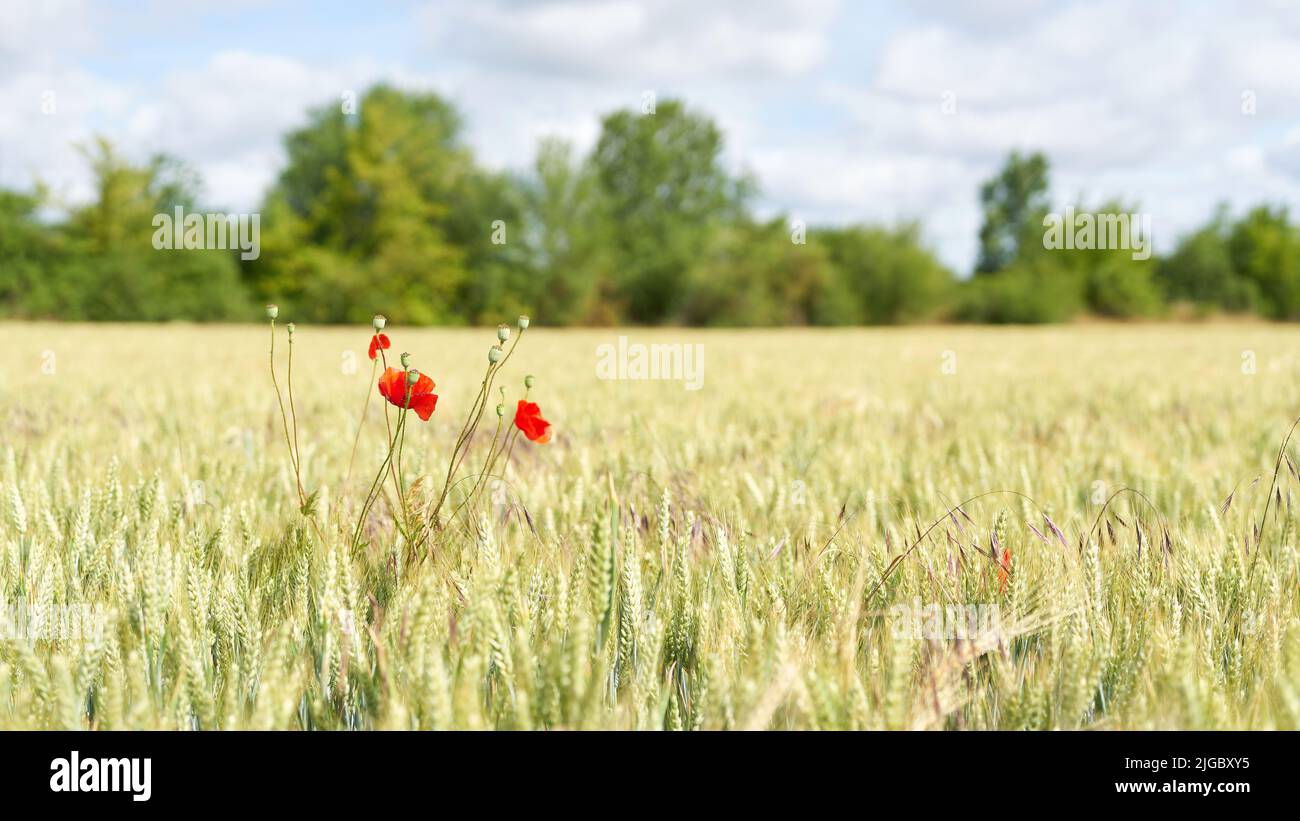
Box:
[433,329,524,523]
[351,393,410,552]
[269,320,302,504]
[449,423,516,527]
[286,331,306,503]
[377,350,403,515]
[345,356,379,488]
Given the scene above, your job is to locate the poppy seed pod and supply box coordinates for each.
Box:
[496,403,505,417]
[406,368,420,386]
[400,352,412,369]
[372,315,387,331]
[488,345,503,364]
[266,304,278,320]
[517,315,530,330]
[497,324,510,343]
[286,322,295,337]
[524,374,535,389]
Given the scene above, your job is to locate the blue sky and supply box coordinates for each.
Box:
[3,0,1299,273]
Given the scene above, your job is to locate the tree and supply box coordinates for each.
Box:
[976,151,1051,274]
[1228,205,1300,319]
[51,138,250,321]
[0,188,59,317]
[955,257,1085,324]
[248,85,476,323]
[813,223,954,324]
[680,218,845,326]
[510,138,613,325]
[1157,205,1260,313]
[961,197,1163,322]
[592,99,751,322]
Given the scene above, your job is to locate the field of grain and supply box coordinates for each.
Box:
[0,321,1297,729]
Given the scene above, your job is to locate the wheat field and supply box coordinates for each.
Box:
[0,321,1297,729]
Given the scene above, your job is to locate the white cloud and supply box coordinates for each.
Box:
[784,0,1300,266]
[422,0,838,82]
[417,0,841,181]
[0,0,97,72]
[122,51,394,208]
[1,0,1299,273]
[1,44,408,210]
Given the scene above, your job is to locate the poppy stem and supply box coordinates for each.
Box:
[394,405,411,527]
[286,328,306,504]
[457,416,506,520]
[449,422,520,528]
[351,396,409,553]
[505,384,530,453]
[268,319,303,505]
[377,349,402,515]
[344,355,379,488]
[431,328,525,527]
[449,385,531,531]
[500,424,522,472]
[494,385,529,478]
[396,402,408,494]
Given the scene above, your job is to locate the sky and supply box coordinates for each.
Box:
[2,0,1299,273]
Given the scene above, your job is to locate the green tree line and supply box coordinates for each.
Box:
[2,86,1298,324]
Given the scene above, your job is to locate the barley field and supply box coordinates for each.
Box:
[1,321,1298,730]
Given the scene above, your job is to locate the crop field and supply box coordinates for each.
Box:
[0,321,1298,730]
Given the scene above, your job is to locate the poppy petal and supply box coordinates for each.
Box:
[514,399,552,443]
[410,392,439,421]
[378,367,404,405]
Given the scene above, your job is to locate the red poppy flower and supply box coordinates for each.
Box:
[998,547,1012,594]
[378,367,438,421]
[514,400,552,443]
[368,333,391,360]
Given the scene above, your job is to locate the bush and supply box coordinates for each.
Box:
[955,258,1084,324]
[813,223,955,324]
[680,219,846,326]
[1158,209,1261,313]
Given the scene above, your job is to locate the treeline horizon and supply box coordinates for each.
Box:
[3,84,1300,326]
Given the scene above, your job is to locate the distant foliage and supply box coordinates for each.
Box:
[815,223,954,324]
[1,139,250,321]
[1157,207,1260,314]
[592,100,754,323]
[962,158,1171,323]
[1228,205,1300,319]
[975,150,1051,275]
[4,89,1300,325]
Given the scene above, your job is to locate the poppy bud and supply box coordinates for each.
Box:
[400,352,412,369]
[286,323,296,337]
[497,323,510,343]
[517,315,530,330]
[266,304,279,320]
[372,315,387,331]
[496,403,505,417]
[488,345,503,364]
[524,374,535,389]
[406,368,420,386]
